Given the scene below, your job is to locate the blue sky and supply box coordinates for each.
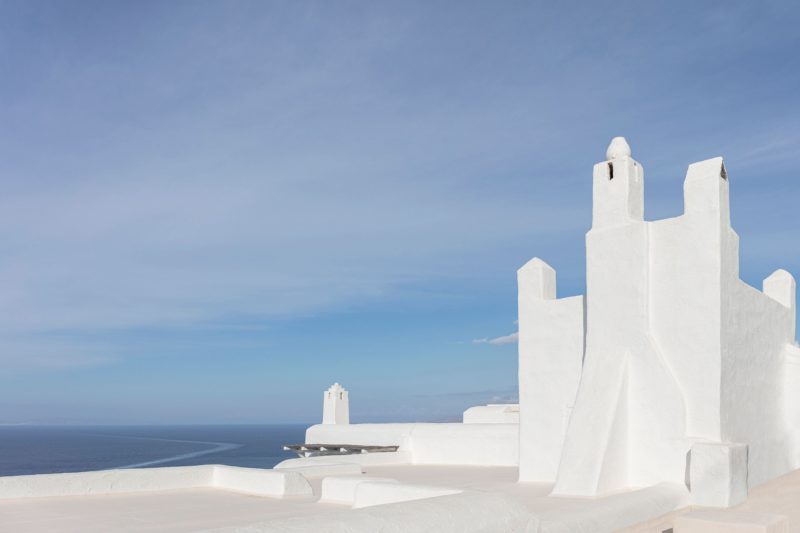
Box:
[0,1,798,424]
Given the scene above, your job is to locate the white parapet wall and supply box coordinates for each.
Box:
[0,465,214,499]
[213,465,314,497]
[306,422,415,447]
[305,422,518,467]
[0,465,313,500]
[463,404,519,424]
[409,423,518,466]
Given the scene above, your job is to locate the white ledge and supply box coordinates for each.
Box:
[0,465,313,500]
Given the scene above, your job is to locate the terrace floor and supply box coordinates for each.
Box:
[1,464,798,532]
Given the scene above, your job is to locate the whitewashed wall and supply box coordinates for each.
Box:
[462,404,519,424]
[545,144,798,502]
[517,258,584,483]
[306,423,518,467]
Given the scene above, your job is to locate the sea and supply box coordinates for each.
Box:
[0,424,307,477]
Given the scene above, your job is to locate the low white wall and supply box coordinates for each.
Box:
[0,465,313,500]
[305,423,519,467]
[463,404,520,424]
[213,465,312,497]
[0,465,214,499]
[409,423,518,466]
[306,423,415,447]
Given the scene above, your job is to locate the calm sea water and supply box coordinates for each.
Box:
[0,425,307,477]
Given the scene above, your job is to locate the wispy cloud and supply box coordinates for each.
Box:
[0,337,118,373]
[0,3,592,373]
[473,332,519,345]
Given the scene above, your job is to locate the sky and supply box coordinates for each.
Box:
[0,0,798,424]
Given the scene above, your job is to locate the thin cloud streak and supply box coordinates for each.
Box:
[473,332,519,346]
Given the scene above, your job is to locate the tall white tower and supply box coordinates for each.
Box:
[322,383,349,425]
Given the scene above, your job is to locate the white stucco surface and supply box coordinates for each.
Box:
[0,465,214,499]
[462,403,519,424]
[409,423,518,466]
[213,491,540,533]
[306,422,518,466]
[322,383,350,425]
[306,423,414,447]
[0,463,691,533]
[7,462,800,532]
[690,442,748,507]
[209,463,688,532]
[319,476,398,505]
[518,258,584,483]
[0,465,312,500]
[351,481,461,508]
[0,487,327,532]
[674,511,788,533]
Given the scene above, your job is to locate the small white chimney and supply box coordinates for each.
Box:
[322,382,349,425]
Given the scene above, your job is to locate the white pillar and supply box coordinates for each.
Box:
[517,257,585,483]
[763,269,796,314]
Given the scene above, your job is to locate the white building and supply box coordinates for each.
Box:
[302,138,799,510]
[519,137,799,506]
